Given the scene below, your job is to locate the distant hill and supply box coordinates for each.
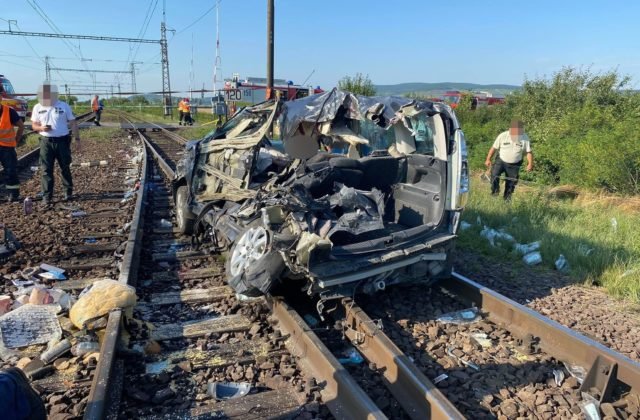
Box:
[374,82,521,97]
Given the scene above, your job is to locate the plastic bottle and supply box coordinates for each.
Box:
[23,197,33,215]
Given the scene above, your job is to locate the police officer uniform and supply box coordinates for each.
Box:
[0,105,22,201]
[490,130,532,199]
[31,99,76,203]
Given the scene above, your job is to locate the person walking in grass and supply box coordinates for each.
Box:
[485,120,533,200]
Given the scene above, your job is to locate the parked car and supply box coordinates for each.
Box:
[172,89,469,307]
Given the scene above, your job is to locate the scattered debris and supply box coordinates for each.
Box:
[480,226,515,247]
[158,219,172,228]
[40,338,72,364]
[71,211,87,218]
[0,304,62,348]
[470,332,493,349]
[460,221,472,231]
[207,381,251,400]
[71,341,100,357]
[578,243,594,256]
[553,369,565,386]
[303,314,319,328]
[146,360,169,374]
[514,241,540,255]
[580,392,601,420]
[0,296,11,316]
[69,279,137,329]
[437,308,480,325]
[610,217,618,233]
[433,373,448,384]
[523,251,542,266]
[563,361,587,384]
[0,226,21,260]
[555,254,569,272]
[337,347,364,365]
[446,346,480,371]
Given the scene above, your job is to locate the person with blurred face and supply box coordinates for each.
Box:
[0,94,24,202]
[31,83,81,206]
[485,120,534,200]
[91,94,102,126]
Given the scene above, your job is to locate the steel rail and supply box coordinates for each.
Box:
[447,272,640,401]
[84,117,148,419]
[271,299,387,420]
[341,299,466,420]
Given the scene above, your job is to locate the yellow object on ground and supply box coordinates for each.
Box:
[70,279,137,329]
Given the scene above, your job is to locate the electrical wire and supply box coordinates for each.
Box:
[176,1,221,35]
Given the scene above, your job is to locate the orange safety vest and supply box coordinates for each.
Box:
[177,100,184,112]
[183,102,191,112]
[0,105,16,148]
[91,97,100,111]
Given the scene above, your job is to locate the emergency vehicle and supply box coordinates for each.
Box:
[224,75,323,103]
[441,90,505,109]
[0,75,29,121]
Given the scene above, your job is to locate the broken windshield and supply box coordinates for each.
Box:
[203,103,275,142]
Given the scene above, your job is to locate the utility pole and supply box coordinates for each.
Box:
[160,0,173,117]
[266,0,274,100]
[130,62,137,94]
[45,56,51,81]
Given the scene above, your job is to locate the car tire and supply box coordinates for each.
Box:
[225,225,285,296]
[175,185,194,235]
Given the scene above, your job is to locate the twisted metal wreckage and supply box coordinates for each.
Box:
[173,89,469,311]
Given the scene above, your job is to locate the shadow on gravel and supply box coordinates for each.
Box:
[356,284,582,418]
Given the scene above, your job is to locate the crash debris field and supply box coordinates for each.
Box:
[0,98,638,419]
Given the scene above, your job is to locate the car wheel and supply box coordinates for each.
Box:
[175,186,194,235]
[226,225,285,296]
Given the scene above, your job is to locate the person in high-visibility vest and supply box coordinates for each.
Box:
[0,103,25,202]
[177,99,185,125]
[182,98,193,126]
[91,95,102,126]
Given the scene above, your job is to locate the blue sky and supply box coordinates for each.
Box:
[1,0,640,96]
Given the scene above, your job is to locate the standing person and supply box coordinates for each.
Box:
[31,83,81,206]
[182,98,193,126]
[177,98,185,125]
[91,95,102,126]
[0,102,25,202]
[485,120,533,200]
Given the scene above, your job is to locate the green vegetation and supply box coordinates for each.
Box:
[456,67,640,194]
[459,179,640,302]
[450,66,640,302]
[338,73,376,96]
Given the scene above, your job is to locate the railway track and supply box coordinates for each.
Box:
[1,110,637,419]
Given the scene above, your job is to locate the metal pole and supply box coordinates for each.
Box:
[266,0,274,100]
[45,56,51,81]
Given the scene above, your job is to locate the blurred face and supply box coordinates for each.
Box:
[510,122,523,136]
[38,83,59,106]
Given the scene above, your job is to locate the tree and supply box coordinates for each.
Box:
[337,73,376,96]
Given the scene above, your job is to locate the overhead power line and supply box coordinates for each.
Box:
[0,30,160,43]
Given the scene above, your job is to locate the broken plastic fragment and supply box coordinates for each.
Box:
[71,341,100,357]
[470,332,493,348]
[446,346,480,370]
[555,254,569,272]
[159,219,172,228]
[579,392,601,420]
[30,166,39,172]
[40,264,65,275]
[433,373,448,384]
[460,221,472,231]
[85,238,97,244]
[207,381,251,400]
[0,304,62,348]
[522,251,542,266]
[514,241,540,255]
[40,338,72,364]
[553,369,565,386]
[71,211,87,218]
[39,271,66,281]
[338,347,364,365]
[146,360,170,374]
[437,308,480,324]
[563,361,587,384]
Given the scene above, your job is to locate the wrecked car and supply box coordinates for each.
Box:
[172,89,469,306]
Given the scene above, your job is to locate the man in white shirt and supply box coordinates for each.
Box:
[485,120,533,200]
[31,83,81,206]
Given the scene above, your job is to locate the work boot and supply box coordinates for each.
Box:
[0,367,47,420]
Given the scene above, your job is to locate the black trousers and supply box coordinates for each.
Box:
[491,158,522,199]
[40,136,73,199]
[0,146,19,198]
[178,110,185,123]
[94,109,102,124]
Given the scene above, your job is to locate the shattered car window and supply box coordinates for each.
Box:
[204,107,271,141]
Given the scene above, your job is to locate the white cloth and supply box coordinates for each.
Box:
[31,100,76,137]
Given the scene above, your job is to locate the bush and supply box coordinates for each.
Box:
[457,67,640,194]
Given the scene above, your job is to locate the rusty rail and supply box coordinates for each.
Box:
[271,299,387,419]
[446,272,640,403]
[341,299,465,420]
[84,120,149,419]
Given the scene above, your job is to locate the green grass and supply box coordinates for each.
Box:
[459,177,640,302]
